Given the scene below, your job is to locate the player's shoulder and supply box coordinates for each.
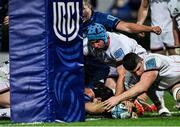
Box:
[94,11,119,21]
[144,54,161,70]
[145,53,161,60]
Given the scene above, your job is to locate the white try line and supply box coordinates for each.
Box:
[151,111,180,116]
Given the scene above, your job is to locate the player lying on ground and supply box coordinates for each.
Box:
[85,23,170,116]
[0,61,10,118]
[103,53,180,113]
[84,82,138,119]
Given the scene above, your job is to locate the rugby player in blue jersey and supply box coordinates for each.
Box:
[83,0,161,35]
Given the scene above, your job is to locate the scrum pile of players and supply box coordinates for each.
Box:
[83,0,180,119]
[0,0,180,120]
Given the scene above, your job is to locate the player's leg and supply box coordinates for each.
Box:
[0,76,10,108]
[173,18,180,55]
[0,91,10,118]
[0,70,10,118]
[162,30,177,55]
[0,89,10,118]
[150,32,166,55]
[171,83,180,110]
[150,33,166,55]
[0,90,10,108]
[147,86,171,117]
[105,77,116,94]
[105,67,119,94]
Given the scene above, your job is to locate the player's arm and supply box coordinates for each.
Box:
[116,21,161,34]
[115,65,126,96]
[137,0,149,25]
[103,70,158,110]
[115,0,161,34]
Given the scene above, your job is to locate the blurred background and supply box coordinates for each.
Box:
[89,0,151,49]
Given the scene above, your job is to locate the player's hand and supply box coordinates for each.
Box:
[122,100,134,113]
[138,32,145,38]
[152,26,161,35]
[84,88,95,99]
[103,96,120,111]
[3,16,9,25]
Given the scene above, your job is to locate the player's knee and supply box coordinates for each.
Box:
[172,87,180,102]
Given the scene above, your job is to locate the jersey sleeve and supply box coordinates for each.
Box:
[144,55,161,72]
[96,12,120,31]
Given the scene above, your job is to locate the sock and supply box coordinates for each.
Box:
[0,108,10,118]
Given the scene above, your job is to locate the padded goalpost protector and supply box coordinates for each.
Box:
[9,0,84,122]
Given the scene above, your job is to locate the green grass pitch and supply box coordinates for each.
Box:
[0,92,180,126]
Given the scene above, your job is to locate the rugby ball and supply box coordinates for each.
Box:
[111,103,131,119]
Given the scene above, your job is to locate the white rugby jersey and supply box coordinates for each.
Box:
[143,53,180,90]
[84,32,146,67]
[167,0,180,30]
[150,0,172,31]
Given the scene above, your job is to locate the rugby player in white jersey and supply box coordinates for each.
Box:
[84,23,170,116]
[103,52,180,112]
[168,0,180,108]
[0,61,10,118]
[168,0,180,31]
[137,0,178,55]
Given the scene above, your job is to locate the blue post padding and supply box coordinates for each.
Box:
[9,0,84,122]
[49,0,85,122]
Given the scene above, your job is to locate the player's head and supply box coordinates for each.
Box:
[83,0,92,22]
[123,53,144,76]
[87,23,108,49]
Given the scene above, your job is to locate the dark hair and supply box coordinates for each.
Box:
[93,82,114,101]
[122,52,142,71]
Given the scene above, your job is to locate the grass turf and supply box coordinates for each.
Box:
[0,92,180,126]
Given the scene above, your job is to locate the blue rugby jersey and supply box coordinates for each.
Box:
[83,11,120,36]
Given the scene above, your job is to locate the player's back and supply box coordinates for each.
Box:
[144,53,180,89]
[107,32,146,60]
[83,11,119,35]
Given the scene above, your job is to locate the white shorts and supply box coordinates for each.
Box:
[150,31,175,50]
[0,76,9,92]
[0,61,9,92]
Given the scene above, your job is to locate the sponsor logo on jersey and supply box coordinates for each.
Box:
[114,48,124,59]
[107,15,117,21]
[145,58,157,70]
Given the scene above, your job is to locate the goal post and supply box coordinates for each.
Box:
[9,0,84,122]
